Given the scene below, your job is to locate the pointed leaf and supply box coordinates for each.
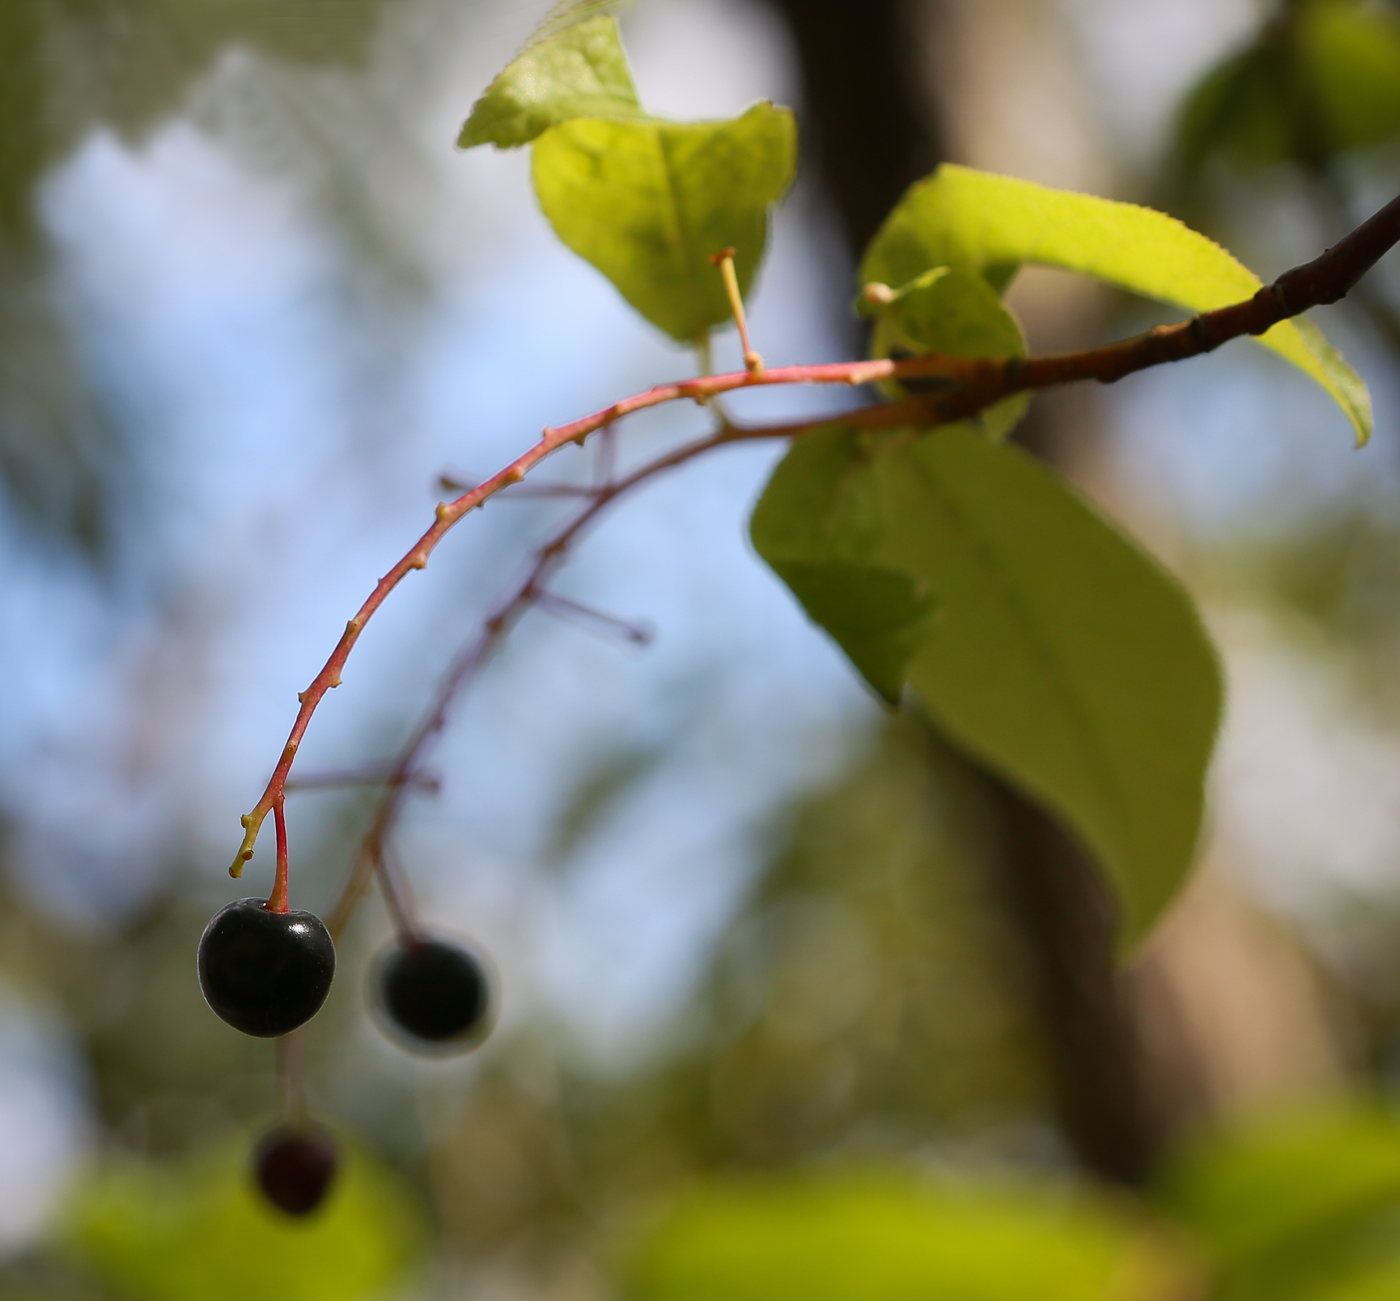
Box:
[752,425,1223,946]
[861,164,1371,443]
[459,14,644,150]
[532,103,797,343]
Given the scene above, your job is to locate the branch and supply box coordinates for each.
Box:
[232,189,1400,878]
[323,424,771,937]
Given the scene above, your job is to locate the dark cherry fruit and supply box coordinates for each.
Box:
[372,934,496,1054]
[254,1124,338,1216]
[198,898,335,1037]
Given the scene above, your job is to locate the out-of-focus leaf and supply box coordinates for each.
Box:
[860,164,1372,444]
[871,267,1029,440]
[751,425,1221,947]
[67,1139,424,1301]
[1303,0,1400,152]
[0,0,391,552]
[1174,0,1400,186]
[624,1169,1186,1301]
[532,103,796,343]
[459,14,644,150]
[544,739,669,868]
[1158,1105,1400,1269]
[1173,45,1290,182]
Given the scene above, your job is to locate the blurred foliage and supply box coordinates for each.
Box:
[0,0,388,250]
[414,717,1051,1274]
[66,1138,424,1301]
[5,1,1400,1298]
[612,1104,1400,1301]
[1173,0,1400,188]
[1157,1104,1400,1301]
[624,1168,1189,1301]
[0,717,1055,1297]
[1202,514,1400,715]
[1166,0,1400,354]
[0,0,389,554]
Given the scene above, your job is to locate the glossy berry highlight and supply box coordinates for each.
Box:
[254,1125,338,1216]
[373,935,495,1053]
[198,898,335,1038]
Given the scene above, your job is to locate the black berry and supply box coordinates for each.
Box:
[373,935,495,1053]
[254,1125,338,1215]
[198,898,335,1037]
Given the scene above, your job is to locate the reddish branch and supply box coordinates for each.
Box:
[322,424,767,937]
[233,187,1400,885]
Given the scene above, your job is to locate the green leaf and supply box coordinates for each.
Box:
[752,425,1222,946]
[67,1139,424,1301]
[1173,45,1290,181]
[1173,1,1400,183]
[624,1169,1184,1301]
[1159,1106,1400,1269]
[532,103,797,343]
[860,164,1372,444]
[459,13,644,150]
[1302,0,1400,154]
[750,420,936,704]
[873,267,1029,440]
[1156,1105,1400,1301]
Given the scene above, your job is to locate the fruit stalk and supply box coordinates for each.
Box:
[268,799,290,915]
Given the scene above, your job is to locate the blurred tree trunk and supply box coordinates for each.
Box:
[764,0,1161,1187]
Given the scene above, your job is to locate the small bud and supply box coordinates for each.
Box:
[862,282,895,307]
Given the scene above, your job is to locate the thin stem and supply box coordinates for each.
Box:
[267,799,289,914]
[276,1030,307,1125]
[710,247,764,376]
[325,425,772,938]
[233,190,1400,879]
[536,591,654,645]
[284,766,437,793]
[377,841,421,941]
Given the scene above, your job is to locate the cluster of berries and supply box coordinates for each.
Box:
[197,896,494,1214]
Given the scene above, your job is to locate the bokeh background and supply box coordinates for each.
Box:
[1,0,1400,1297]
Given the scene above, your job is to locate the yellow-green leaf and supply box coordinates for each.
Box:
[752,425,1223,947]
[532,103,797,343]
[459,13,644,150]
[66,1139,424,1301]
[861,164,1372,444]
[625,1169,1184,1301]
[1157,1105,1400,1301]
